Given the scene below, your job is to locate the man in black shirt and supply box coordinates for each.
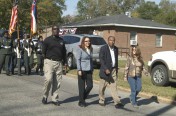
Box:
[42,25,67,106]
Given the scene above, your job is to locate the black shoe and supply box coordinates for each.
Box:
[26,72,30,75]
[42,97,47,104]
[40,72,44,76]
[36,68,39,74]
[99,103,105,106]
[78,102,86,107]
[52,101,60,106]
[6,73,11,76]
[11,71,14,75]
[115,102,124,109]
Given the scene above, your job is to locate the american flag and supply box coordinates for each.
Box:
[31,0,37,35]
[9,4,18,36]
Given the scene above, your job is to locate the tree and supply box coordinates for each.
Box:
[77,0,96,19]
[62,15,75,24]
[115,0,140,13]
[154,0,176,26]
[0,0,13,29]
[76,0,140,20]
[0,0,66,32]
[134,1,160,20]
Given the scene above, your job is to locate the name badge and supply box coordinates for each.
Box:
[60,41,63,46]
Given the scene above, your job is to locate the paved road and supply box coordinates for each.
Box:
[0,72,175,116]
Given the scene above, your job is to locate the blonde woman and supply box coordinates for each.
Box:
[124,46,148,108]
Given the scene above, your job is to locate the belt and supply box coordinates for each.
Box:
[112,67,116,69]
[37,49,42,51]
[47,58,61,62]
[4,46,11,49]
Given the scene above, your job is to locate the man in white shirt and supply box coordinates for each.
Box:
[99,36,124,109]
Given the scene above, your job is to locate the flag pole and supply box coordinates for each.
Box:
[16,0,19,40]
[15,0,20,53]
[30,28,32,40]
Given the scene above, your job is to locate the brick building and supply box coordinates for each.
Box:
[63,14,176,61]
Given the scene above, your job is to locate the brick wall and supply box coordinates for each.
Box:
[76,26,176,61]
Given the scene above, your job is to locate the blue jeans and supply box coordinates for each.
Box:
[128,76,142,105]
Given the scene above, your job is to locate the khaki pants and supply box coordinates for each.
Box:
[99,69,120,105]
[43,59,63,102]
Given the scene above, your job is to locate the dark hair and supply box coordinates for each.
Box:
[80,36,92,51]
[52,25,59,30]
[3,30,8,36]
[108,36,115,41]
[38,36,43,40]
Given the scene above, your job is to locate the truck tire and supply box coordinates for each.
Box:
[151,65,169,86]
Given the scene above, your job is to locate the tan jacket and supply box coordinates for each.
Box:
[124,56,147,79]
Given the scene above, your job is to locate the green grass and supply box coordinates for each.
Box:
[68,60,176,101]
[118,60,126,68]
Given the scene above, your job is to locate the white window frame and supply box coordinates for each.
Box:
[156,33,162,47]
[130,32,138,41]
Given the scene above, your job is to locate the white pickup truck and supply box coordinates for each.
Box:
[148,51,176,86]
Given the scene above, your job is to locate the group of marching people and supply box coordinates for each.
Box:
[0,31,44,76]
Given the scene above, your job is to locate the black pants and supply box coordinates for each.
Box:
[9,53,16,74]
[78,71,93,103]
[24,52,33,75]
[0,54,11,74]
[36,54,44,73]
[17,58,21,75]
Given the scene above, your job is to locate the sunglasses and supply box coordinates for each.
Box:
[53,28,59,30]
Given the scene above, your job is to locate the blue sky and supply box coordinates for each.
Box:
[62,0,173,16]
[63,0,79,16]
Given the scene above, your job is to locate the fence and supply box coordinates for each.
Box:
[118,47,130,58]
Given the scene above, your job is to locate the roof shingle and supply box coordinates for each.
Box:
[63,14,176,31]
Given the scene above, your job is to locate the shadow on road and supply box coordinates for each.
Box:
[137,96,159,106]
[61,94,98,104]
[146,102,176,116]
[146,95,176,116]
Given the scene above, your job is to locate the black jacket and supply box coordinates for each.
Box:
[0,37,13,55]
[99,44,118,79]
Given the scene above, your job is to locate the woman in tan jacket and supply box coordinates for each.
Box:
[124,46,148,108]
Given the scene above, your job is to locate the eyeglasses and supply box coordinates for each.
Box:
[84,41,90,42]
